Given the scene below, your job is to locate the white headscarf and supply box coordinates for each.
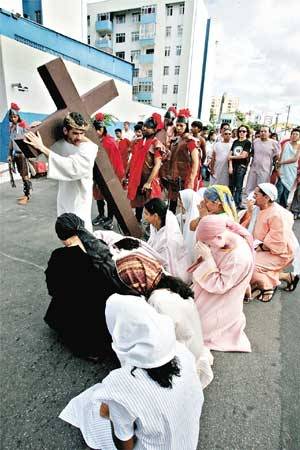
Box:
[179,189,199,264]
[105,293,176,368]
[258,183,278,201]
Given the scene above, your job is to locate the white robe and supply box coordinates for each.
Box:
[48,139,98,232]
[147,211,190,283]
[148,289,214,389]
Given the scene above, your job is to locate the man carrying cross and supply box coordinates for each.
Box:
[24,112,98,232]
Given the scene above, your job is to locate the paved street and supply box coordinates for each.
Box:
[1,178,299,450]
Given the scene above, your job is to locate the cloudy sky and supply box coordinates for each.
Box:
[204,0,300,124]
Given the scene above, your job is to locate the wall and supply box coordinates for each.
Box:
[0,35,164,161]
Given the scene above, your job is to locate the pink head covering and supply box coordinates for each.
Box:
[196,215,254,252]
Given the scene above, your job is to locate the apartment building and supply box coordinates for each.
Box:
[87,0,213,119]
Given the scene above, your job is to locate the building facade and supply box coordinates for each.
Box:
[210,94,240,120]
[87,0,213,120]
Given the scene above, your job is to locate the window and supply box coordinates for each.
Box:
[116,33,125,43]
[35,10,42,23]
[162,85,168,94]
[131,31,139,41]
[179,3,185,14]
[133,68,139,77]
[174,65,180,75]
[146,48,154,54]
[166,5,173,16]
[87,35,91,44]
[138,81,153,92]
[116,51,125,59]
[133,85,138,95]
[177,25,183,36]
[87,15,90,26]
[131,50,141,61]
[140,23,156,39]
[166,26,171,37]
[141,5,156,14]
[115,14,125,24]
[148,69,153,77]
[98,13,110,21]
[161,103,167,109]
[165,46,171,57]
[132,12,141,23]
[163,66,169,76]
[138,100,152,105]
[172,102,177,107]
[173,84,178,94]
[176,45,182,56]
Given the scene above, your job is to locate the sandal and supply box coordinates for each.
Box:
[282,273,299,292]
[255,288,276,303]
[243,296,253,303]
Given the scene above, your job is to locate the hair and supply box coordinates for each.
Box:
[260,125,270,133]
[115,128,122,134]
[237,124,250,139]
[137,121,144,126]
[9,111,21,123]
[114,237,140,251]
[220,122,229,130]
[191,120,203,130]
[144,198,168,228]
[63,112,88,131]
[176,120,189,134]
[131,357,181,388]
[291,127,300,134]
[270,132,278,141]
[155,273,194,299]
[93,120,107,135]
[208,129,216,141]
[124,121,130,125]
[134,124,143,132]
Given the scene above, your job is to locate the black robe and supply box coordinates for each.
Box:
[44,245,118,357]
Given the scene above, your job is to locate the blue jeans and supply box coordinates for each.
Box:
[276,178,289,208]
[230,165,247,207]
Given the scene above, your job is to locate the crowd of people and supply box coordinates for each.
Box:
[8,102,300,449]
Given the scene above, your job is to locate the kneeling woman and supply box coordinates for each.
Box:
[44,213,134,358]
[59,294,204,450]
[144,198,190,283]
[191,215,254,352]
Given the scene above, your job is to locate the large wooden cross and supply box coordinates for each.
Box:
[15,58,142,238]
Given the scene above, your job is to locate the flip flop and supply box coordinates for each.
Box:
[283,274,299,292]
[256,288,276,303]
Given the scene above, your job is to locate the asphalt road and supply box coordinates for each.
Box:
[0,178,299,450]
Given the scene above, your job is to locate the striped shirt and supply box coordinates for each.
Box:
[60,343,203,450]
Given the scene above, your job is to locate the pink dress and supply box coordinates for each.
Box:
[193,235,253,352]
[251,203,294,289]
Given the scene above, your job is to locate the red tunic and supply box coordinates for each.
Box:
[93,134,125,200]
[116,138,131,172]
[127,136,165,208]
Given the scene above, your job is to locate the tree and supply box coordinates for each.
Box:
[235,110,246,123]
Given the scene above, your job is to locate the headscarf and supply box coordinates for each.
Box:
[179,189,199,262]
[116,253,163,296]
[105,293,176,368]
[55,213,135,294]
[196,215,254,253]
[258,183,278,201]
[204,185,238,221]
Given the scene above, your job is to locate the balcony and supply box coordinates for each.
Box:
[135,92,152,101]
[139,37,155,47]
[141,13,156,24]
[95,19,113,33]
[95,38,112,50]
[139,54,154,64]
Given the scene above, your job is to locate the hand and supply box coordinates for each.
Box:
[100,402,110,418]
[197,200,209,217]
[246,199,255,213]
[142,182,152,192]
[195,241,212,260]
[24,131,44,151]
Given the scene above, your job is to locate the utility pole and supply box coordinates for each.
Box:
[285,105,291,132]
[274,112,281,132]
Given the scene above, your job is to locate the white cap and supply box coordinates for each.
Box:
[258,183,278,201]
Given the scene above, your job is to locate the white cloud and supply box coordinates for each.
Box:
[205,0,300,124]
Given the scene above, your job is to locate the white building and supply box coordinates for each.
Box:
[210,94,240,119]
[87,0,214,120]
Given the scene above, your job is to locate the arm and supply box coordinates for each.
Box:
[142,156,161,191]
[199,137,206,164]
[278,147,300,166]
[209,148,216,174]
[186,147,199,189]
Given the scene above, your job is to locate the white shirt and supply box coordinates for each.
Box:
[48,139,98,232]
[122,128,135,140]
[59,343,203,450]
